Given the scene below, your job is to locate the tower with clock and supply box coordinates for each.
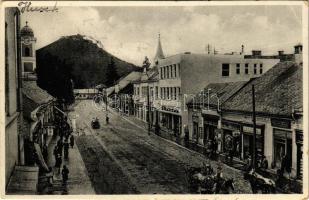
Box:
[21,21,37,76]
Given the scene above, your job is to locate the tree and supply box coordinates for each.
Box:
[105,56,119,87]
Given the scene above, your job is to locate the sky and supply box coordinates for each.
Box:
[20,5,302,65]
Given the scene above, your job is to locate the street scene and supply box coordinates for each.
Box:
[4,2,306,196]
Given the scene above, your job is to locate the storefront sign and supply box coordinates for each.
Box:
[161,105,180,113]
[222,121,241,131]
[243,126,261,135]
[271,118,291,129]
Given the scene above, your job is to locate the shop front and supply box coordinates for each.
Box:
[242,125,264,160]
[296,130,303,179]
[271,118,292,171]
[203,115,219,145]
[221,120,242,159]
[159,106,181,136]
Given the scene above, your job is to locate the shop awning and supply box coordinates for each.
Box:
[34,143,49,172]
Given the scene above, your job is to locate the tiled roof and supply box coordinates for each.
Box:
[22,81,54,105]
[222,61,302,116]
[188,81,247,107]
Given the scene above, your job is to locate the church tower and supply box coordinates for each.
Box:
[154,33,165,66]
[21,21,37,76]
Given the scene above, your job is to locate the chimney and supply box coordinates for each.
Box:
[278,51,284,56]
[241,45,244,55]
[294,44,302,54]
[252,50,262,57]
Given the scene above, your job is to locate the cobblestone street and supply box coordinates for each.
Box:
[74,100,252,194]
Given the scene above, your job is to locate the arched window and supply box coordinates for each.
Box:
[25,47,30,57]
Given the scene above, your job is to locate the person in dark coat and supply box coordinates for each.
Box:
[56,151,62,174]
[63,139,69,160]
[62,165,69,186]
[70,135,75,148]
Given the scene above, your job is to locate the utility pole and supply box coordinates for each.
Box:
[252,84,257,170]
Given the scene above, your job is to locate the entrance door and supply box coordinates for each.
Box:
[297,144,303,179]
[193,122,199,143]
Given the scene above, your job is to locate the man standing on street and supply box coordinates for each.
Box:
[70,135,75,148]
[62,165,70,186]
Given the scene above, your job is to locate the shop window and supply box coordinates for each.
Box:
[273,129,292,170]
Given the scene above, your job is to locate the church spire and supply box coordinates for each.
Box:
[154,33,165,63]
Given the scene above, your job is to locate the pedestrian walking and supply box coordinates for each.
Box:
[56,151,62,174]
[61,165,69,186]
[70,135,75,148]
[106,115,109,124]
[64,139,69,160]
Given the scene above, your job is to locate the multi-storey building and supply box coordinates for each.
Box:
[133,35,281,142]
[5,7,22,188]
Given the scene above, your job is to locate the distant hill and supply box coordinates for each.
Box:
[36,34,142,89]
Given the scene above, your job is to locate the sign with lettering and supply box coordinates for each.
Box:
[242,126,261,135]
[161,105,180,113]
[271,118,291,129]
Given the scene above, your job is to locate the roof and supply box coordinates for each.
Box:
[21,22,34,37]
[222,61,302,116]
[133,67,159,83]
[154,34,165,61]
[188,81,247,107]
[22,81,54,105]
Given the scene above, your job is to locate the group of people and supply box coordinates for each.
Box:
[52,116,75,186]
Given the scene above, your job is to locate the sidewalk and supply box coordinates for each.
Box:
[45,135,95,194]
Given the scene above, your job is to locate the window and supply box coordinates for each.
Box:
[174,64,177,78]
[174,87,177,100]
[155,86,158,99]
[222,63,230,76]
[245,63,249,74]
[236,63,240,74]
[160,68,163,79]
[254,64,257,74]
[170,65,173,78]
[163,67,166,79]
[167,87,170,100]
[260,64,263,74]
[24,62,33,72]
[22,44,32,57]
[160,87,163,99]
[177,87,181,100]
[167,66,169,79]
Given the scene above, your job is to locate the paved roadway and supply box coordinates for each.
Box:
[74,100,252,194]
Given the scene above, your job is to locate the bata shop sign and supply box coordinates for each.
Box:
[242,126,262,135]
